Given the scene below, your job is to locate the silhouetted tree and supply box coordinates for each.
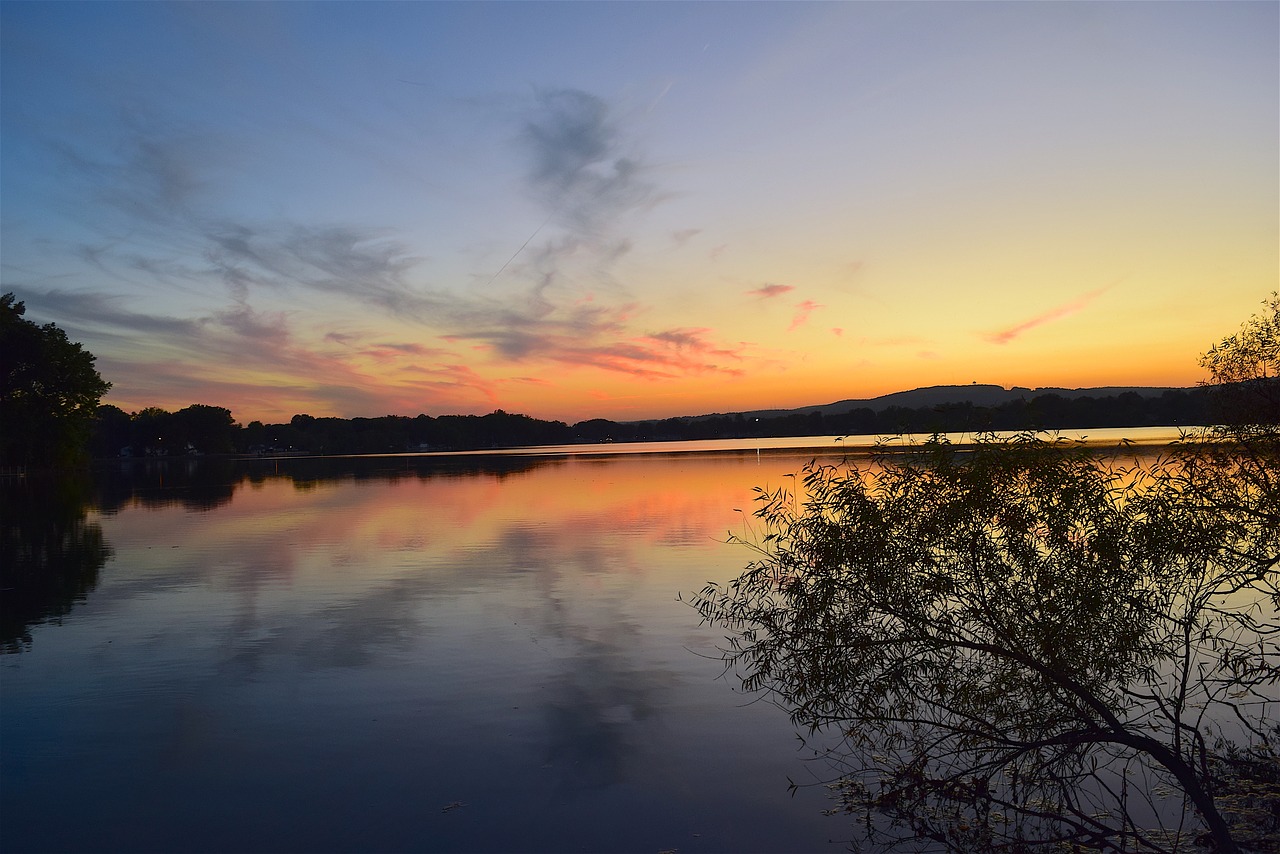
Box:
[1,293,111,468]
[1201,292,1279,427]
[693,301,1279,852]
[130,406,175,456]
[170,404,238,454]
[91,404,132,457]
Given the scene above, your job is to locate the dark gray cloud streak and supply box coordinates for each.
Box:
[23,290,203,338]
[522,89,656,235]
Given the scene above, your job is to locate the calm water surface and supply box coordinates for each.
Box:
[2,443,859,854]
[0,431,1179,853]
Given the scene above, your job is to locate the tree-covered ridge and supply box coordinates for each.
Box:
[92,388,1212,458]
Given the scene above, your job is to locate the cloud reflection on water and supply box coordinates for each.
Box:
[3,451,837,852]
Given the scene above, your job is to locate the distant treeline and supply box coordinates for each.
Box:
[91,388,1212,458]
[581,387,1211,444]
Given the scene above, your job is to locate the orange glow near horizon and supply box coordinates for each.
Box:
[91,282,1239,426]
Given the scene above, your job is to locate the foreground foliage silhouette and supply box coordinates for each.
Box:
[693,299,1278,852]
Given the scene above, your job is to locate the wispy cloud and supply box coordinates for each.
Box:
[204,223,426,313]
[747,283,795,299]
[24,289,202,338]
[398,363,504,409]
[359,341,450,363]
[12,87,754,419]
[471,88,658,336]
[788,299,823,331]
[646,327,743,362]
[522,88,655,236]
[373,341,433,355]
[444,308,745,381]
[983,287,1111,345]
[20,288,444,418]
[50,119,214,232]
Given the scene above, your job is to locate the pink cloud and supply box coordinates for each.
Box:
[747,283,795,299]
[984,287,1111,345]
[788,299,823,332]
[553,329,747,380]
[403,363,503,408]
[831,327,844,338]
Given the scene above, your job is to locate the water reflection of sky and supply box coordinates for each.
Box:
[2,452,856,853]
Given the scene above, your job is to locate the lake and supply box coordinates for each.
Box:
[0,430,1183,853]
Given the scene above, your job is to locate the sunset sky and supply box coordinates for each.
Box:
[2,1,1276,424]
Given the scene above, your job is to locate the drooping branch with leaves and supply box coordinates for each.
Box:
[693,299,1279,853]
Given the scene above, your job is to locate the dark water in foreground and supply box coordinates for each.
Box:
[0,431,1181,853]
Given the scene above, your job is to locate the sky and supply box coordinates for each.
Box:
[2,1,1276,424]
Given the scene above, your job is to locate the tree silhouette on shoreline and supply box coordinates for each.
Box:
[2,293,111,468]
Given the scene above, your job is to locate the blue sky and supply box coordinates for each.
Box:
[3,1,1276,422]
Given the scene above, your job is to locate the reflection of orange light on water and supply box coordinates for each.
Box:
[98,453,843,597]
[92,441,1182,631]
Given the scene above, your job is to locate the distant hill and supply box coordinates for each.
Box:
[96,382,1216,457]
[687,384,1194,423]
